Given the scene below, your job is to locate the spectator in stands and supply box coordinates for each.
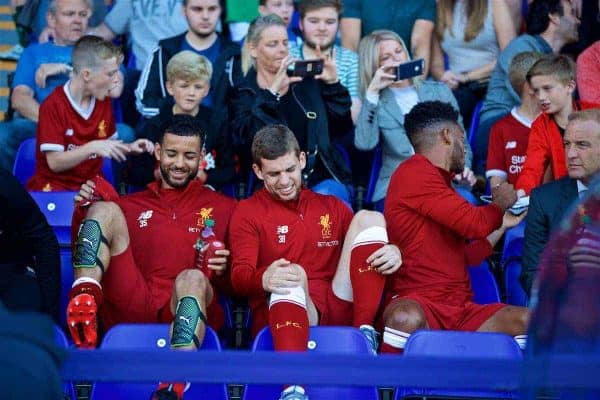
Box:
[0,168,60,322]
[520,109,600,295]
[577,40,600,104]
[230,14,353,190]
[430,0,516,128]
[86,0,188,127]
[130,51,235,190]
[259,0,302,47]
[36,0,107,41]
[354,30,473,209]
[340,0,436,76]
[135,0,242,144]
[68,115,236,400]
[516,55,598,196]
[0,0,92,172]
[474,0,580,175]
[486,52,542,187]
[230,125,401,399]
[288,0,360,123]
[27,36,152,192]
[382,101,528,354]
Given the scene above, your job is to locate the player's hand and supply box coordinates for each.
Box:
[74,179,96,204]
[314,45,338,84]
[453,167,477,187]
[88,139,130,162]
[35,63,72,88]
[128,138,154,155]
[502,211,527,230]
[269,55,302,95]
[262,258,303,294]
[205,247,230,276]
[492,182,518,211]
[368,244,402,275]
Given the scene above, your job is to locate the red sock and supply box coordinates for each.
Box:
[350,242,386,327]
[269,301,309,352]
[380,342,404,354]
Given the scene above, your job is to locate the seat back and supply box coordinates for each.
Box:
[311,179,352,210]
[54,324,76,400]
[501,223,526,263]
[29,191,76,247]
[504,260,528,306]
[365,146,382,206]
[468,261,501,304]
[59,250,74,328]
[12,137,36,185]
[243,326,379,400]
[467,101,484,151]
[90,324,228,400]
[396,330,522,399]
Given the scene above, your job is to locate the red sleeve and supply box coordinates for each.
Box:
[577,44,600,104]
[37,95,66,151]
[486,120,508,178]
[390,161,503,239]
[230,202,267,297]
[464,239,494,267]
[516,116,550,195]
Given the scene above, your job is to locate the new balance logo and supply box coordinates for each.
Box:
[505,141,517,149]
[179,315,191,325]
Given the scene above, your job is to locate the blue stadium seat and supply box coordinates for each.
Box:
[311,179,352,210]
[90,324,228,400]
[501,222,525,264]
[504,260,528,307]
[59,250,74,329]
[54,324,76,400]
[467,101,484,151]
[468,261,501,304]
[396,330,522,399]
[12,137,36,185]
[243,326,379,400]
[29,190,76,247]
[365,146,382,207]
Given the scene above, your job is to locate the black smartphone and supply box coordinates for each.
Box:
[394,58,425,81]
[287,59,324,78]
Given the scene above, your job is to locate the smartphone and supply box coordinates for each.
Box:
[394,58,425,81]
[287,59,324,78]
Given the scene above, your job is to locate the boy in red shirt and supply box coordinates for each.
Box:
[516,54,598,196]
[486,52,542,187]
[27,36,151,191]
[230,125,401,400]
[68,115,236,400]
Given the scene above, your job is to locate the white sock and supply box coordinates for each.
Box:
[383,326,410,350]
[514,334,527,350]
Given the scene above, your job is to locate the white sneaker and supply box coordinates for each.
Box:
[359,324,380,355]
[280,385,308,400]
[0,44,24,61]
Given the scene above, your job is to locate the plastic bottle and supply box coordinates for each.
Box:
[194,219,224,279]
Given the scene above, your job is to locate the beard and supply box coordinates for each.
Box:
[449,143,465,174]
[304,36,335,52]
[160,164,197,189]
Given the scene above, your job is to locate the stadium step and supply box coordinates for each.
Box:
[0,1,18,122]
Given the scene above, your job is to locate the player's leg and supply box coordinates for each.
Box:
[332,210,389,351]
[381,298,429,354]
[68,201,129,348]
[476,305,530,349]
[152,269,213,400]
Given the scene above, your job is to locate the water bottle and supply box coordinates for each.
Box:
[194,219,224,279]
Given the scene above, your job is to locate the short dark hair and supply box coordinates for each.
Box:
[526,0,564,35]
[159,114,203,146]
[72,35,122,73]
[298,0,343,18]
[252,124,300,167]
[526,54,576,85]
[404,101,460,152]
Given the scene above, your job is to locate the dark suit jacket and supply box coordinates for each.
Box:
[520,177,579,295]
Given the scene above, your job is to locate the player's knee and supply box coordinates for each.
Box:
[513,307,530,334]
[175,269,209,294]
[385,306,426,333]
[88,201,120,221]
[353,210,385,231]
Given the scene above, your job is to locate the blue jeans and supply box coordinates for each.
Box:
[0,118,37,172]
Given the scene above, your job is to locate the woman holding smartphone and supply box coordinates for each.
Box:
[354,30,474,210]
[229,14,353,191]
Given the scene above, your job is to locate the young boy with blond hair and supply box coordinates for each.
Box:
[516,54,598,195]
[131,50,235,189]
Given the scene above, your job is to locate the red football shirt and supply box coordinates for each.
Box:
[230,188,353,334]
[486,108,533,185]
[27,83,116,191]
[384,154,503,303]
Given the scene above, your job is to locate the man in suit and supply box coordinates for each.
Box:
[521,108,600,295]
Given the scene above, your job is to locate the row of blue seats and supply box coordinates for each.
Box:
[56,323,524,400]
